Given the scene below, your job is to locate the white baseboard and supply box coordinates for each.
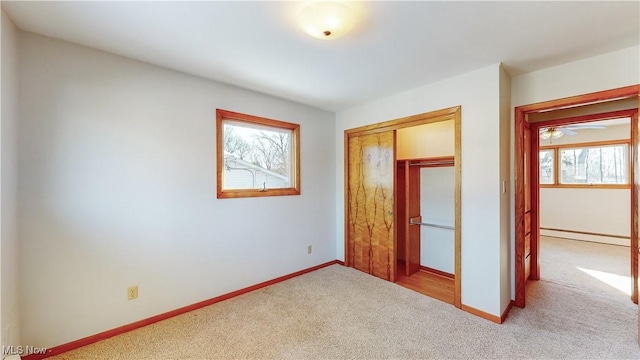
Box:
[540,229,629,247]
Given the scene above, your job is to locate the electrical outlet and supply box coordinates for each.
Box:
[307,245,312,254]
[127,286,138,300]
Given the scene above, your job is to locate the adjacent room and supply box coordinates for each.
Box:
[538,115,633,296]
[1,1,639,359]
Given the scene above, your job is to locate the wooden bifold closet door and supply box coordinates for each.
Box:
[346,130,395,281]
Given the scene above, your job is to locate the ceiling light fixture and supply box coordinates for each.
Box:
[539,127,564,140]
[297,1,357,40]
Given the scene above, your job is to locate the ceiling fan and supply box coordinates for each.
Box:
[539,124,606,140]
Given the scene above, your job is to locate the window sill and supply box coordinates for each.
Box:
[217,188,301,199]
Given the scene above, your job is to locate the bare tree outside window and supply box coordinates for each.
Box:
[223,126,252,160]
[251,131,291,176]
[539,149,554,184]
[224,123,291,179]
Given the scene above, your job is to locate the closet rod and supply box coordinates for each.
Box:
[409,219,455,230]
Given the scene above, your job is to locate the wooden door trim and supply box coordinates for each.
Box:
[344,106,462,308]
[523,110,636,278]
[516,85,639,113]
[454,107,462,309]
[530,122,541,280]
[515,109,526,306]
[407,165,421,276]
[631,109,639,303]
[514,85,639,308]
[345,106,459,135]
[531,109,637,126]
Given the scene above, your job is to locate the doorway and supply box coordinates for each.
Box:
[344,106,462,308]
[536,112,633,302]
[514,85,640,308]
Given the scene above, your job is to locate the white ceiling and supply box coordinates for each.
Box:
[3,1,639,112]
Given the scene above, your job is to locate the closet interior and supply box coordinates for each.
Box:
[395,120,457,305]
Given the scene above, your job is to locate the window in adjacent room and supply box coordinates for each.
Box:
[539,149,554,184]
[559,143,628,185]
[539,140,629,188]
[216,109,300,198]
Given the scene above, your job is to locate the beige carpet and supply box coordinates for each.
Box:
[49,241,638,359]
[540,235,632,297]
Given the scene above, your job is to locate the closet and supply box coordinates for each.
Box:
[396,121,456,305]
[345,107,461,308]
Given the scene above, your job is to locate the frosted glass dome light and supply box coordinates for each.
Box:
[297,2,357,40]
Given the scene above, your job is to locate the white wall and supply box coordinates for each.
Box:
[540,189,630,244]
[1,9,21,355]
[420,167,455,274]
[396,120,454,159]
[511,45,640,299]
[336,64,505,316]
[512,46,640,107]
[18,32,336,349]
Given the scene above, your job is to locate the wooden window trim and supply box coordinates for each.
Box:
[539,139,630,188]
[539,139,630,150]
[216,109,300,199]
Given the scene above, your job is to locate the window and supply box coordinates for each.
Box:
[559,144,628,185]
[216,109,300,198]
[539,149,554,184]
[539,141,629,188]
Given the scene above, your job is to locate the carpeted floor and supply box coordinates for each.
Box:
[49,237,638,359]
[540,235,631,297]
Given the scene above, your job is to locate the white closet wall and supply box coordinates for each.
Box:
[397,120,454,159]
[420,167,455,273]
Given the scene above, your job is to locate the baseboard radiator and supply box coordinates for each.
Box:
[540,227,630,247]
